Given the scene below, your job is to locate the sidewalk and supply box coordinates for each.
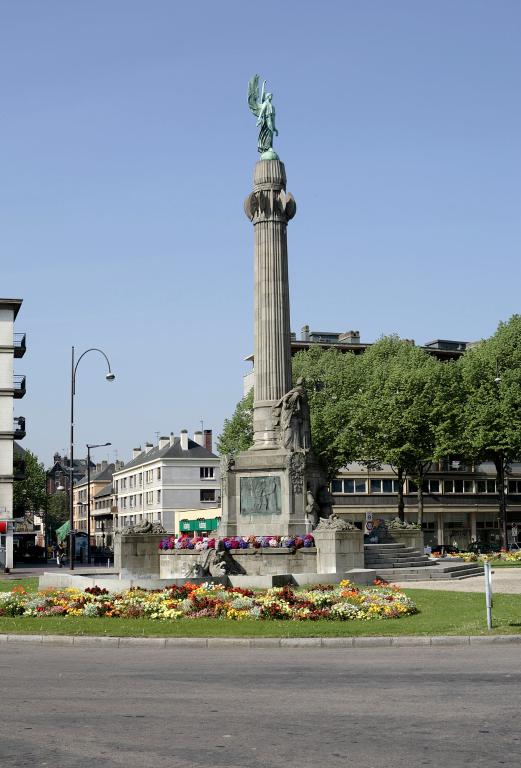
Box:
[396,567,521,594]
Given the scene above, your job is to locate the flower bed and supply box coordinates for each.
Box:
[0,581,417,622]
[457,550,521,564]
[159,534,315,551]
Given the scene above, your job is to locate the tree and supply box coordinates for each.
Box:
[217,389,254,455]
[292,346,363,477]
[352,337,447,523]
[459,315,521,549]
[46,493,69,538]
[13,450,46,515]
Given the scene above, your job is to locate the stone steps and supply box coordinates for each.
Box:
[364,543,485,580]
[372,563,485,581]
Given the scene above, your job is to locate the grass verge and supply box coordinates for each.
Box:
[0,589,520,637]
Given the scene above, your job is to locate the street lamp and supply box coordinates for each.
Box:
[86,442,111,564]
[69,347,115,570]
[494,360,508,551]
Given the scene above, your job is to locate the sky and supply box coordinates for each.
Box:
[2,1,520,468]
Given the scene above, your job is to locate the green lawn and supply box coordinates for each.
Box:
[0,588,519,637]
[0,577,38,592]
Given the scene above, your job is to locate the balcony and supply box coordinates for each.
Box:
[13,375,26,399]
[13,416,25,440]
[13,333,26,358]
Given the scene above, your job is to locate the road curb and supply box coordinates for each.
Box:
[1,633,521,648]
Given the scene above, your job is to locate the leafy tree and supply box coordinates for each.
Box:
[217,389,254,455]
[458,315,521,548]
[13,450,46,514]
[46,493,69,538]
[292,346,363,478]
[352,337,446,523]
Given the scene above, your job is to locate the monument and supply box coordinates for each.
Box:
[219,76,332,538]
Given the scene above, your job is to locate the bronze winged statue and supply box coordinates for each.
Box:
[247,74,278,157]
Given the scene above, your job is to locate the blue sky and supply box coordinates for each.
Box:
[2,1,520,467]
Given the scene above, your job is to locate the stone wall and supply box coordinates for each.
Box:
[159,547,317,579]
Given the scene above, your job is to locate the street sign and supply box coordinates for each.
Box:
[365,521,374,532]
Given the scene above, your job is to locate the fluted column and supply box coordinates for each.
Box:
[244,159,296,449]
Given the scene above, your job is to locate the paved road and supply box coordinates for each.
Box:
[0,643,519,768]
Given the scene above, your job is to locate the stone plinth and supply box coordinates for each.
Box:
[220,448,326,537]
[313,529,364,574]
[386,528,425,551]
[114,534,163,578]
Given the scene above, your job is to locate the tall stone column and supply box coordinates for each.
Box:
[244,159,296,449]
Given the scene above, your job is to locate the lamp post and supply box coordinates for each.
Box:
[494,361,509,551]
[69,347,115,570]
[86,442,111,564]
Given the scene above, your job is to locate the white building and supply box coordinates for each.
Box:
[0,298,26,570]
[113,430,220,532]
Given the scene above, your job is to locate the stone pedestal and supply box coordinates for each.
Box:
[220,448,327,537]
[114,534,162,578]
[313,528,365,574]
[386,528,425,551]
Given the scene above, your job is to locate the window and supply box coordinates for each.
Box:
[200,489,216,502]
[200,467,215,479]
[157,467,161,480]
[477,479,497,494]
[444,479,474,494]
[146,492,153,505]
[421,479,441,493]
[508,480,521,494]
[331,479,367,494]
[370,479,399,494]
[138,473,143,486]
[156,490,161,504]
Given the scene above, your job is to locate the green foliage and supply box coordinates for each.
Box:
[459,315,521,463]
[13,450,46,513]
[217,389,254,455]
[292,346,363,477]
[46,493,69,534]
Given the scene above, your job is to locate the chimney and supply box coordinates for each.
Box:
[144,442,153,454]
[169,432,176,446]
[101,460,108,470]
[204,429,212,452]
[96,462,101,473]
[194,430,204,447]
[301,324,310,341]
[180,430,189,451]
[132,447,141,460]
[159,436,169,450]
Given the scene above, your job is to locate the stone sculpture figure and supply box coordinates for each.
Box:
[247,74,279,157]
[305,489,320,529]
[273,378,311,452]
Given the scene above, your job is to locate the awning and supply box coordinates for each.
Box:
[56,521,70,542]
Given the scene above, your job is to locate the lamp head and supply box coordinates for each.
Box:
[105,372,115,382]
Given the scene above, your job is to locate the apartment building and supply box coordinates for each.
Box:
[113,430,219,531]
[72,461,123,538]
[0,298,26,570]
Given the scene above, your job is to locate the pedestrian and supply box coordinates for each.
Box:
[56,543,65,568]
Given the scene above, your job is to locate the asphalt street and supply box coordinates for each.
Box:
[0,643,519,768]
